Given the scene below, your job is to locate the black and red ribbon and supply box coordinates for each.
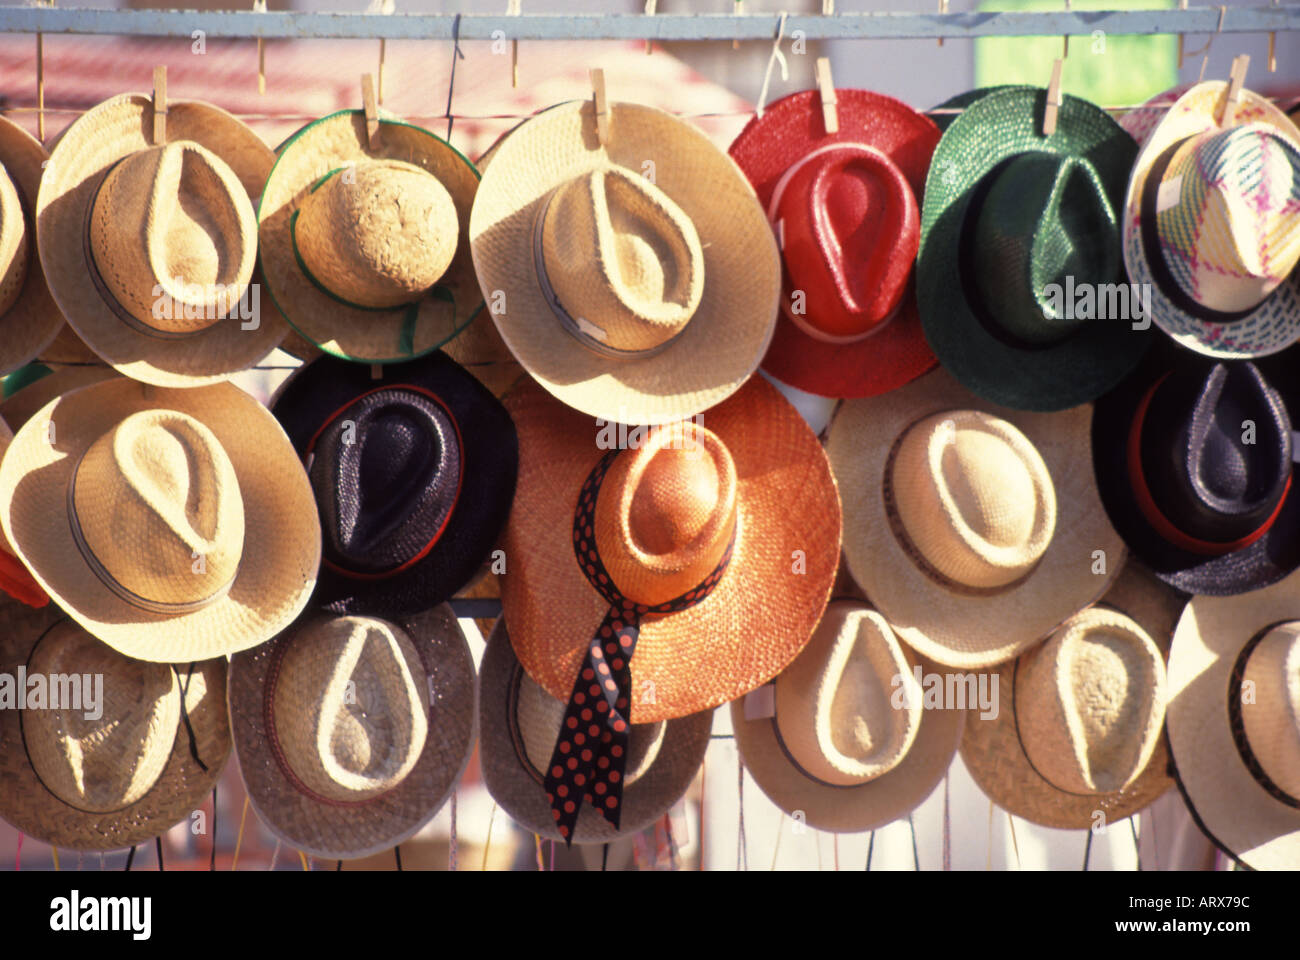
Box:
[543,449,733,843]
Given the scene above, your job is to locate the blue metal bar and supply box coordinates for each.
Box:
[0,8,1296,41]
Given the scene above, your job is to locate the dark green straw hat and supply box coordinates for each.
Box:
[917,86,1146,412]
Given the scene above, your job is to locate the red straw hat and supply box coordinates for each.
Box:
[728,89,940,399]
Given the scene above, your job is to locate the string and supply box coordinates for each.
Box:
[394,846,402,871]
[1083,828,1094,871]
[449,789,458,871]
[697,753,706,872]
[601,844,609,871]
[533,834,544,871]
[942,770,951,871]
[666,814,679,871]
[209,786,217,871]
[1183,4,1226,82]
[231,795,250,871]
[156,836,164,871]
[1148,805,1161,871]
[908,813,920,870]
[299,850,311,871]
[986,799,994,870]
[444,11,464,142]
[124,846,135,872]
[769,812,784,870]
[51,846,59,871]
[736,752,748,871]
[480,802,497,871]
[336,860,343,871]
[1130,816,1142,871]
[753,11,789,118]
[269,839,282,871]
[865,831,875,871]
[1007,812,1022,869]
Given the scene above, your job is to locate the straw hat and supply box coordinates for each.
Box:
[918,86,1150,412]
[0,414,45,608]
[960,559,1182,829]
[479,618,710,845]
[36,94,289,387]
[228,605,476,860]
[258,111,482,364]
[0,377,320,662]
[728,89,940,399]
[469,98,781,425]
[826,365,1125,669]
[1123,81,1300,358]
[269,351,517,616]
[1168,567,1300,869]
[0,363,121,433]
[733,600,964,833]
[0,602,230,851]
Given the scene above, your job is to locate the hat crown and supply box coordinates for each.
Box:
[71,409,245,609]
[0,163,30,317]
[972,153,1120,345]
[272,616,430,803]
[1156,123,1300,313]
[89,141,257,336]
[1240,623,1300,801]
[24,623,181,813]
[539,167,705,356]
[890,410,1057,589]
[594,421,737,606]
[1017,607,1166,794]
[295,158,459,310]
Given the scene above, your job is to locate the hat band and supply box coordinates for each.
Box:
[1127,374,1290,556]
[769,692,881,791]
[531,190,689,362]
[1226,623,1300,809]
[542,448,734,844]
[301,383,465,581]
[66,451,238,616]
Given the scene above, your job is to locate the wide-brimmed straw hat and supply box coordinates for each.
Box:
[479,618,710,845]
[1093,353,1300,595]
[269,351,517,616]
[1123,81,1300,358]
[733,600,964,833]
[728,89,940,399]
[469,98,781,425]
[229,604,475,861]
[36,94,288,387]
[1168,568,1300,869]
[918,86,1149,412]
[0,378,320,662]
[961,559,1182,829]
[827,365,1125,669]
[258,111,483,364]
[0,601,230,851]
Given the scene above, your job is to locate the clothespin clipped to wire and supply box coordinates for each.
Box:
[151,65,168,145]
[815,57,838,135]
[1220,54,1249,127]
[733,0,743,51]
[1062,0,1071,58]
[937,0,948,48]
[1268,0,1279,72]
[367,0,396,104]
[644,0,656,55]
[253,0,267,95]
[35,0,53,143]
[1176,0,1188,68]
[591,68,611,146]
[507,0,521,88]
[362,73,381,148]
[1042,58,1064,136]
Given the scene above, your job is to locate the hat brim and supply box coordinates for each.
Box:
[827,365,1127,669]
[469,100,781,426]
[229,604,476,861]
[727,90,940,399]
[258,111,483,365]
[35,95,289,387]
[0,601,230,851]
[917,86,1149,412]
[0,378,321,662]
[1167,571,1300,869]
[959,559,1182,829]
[0,364,121,432]
[269,351,518,616]
[1122,82,1300,359]
[500,375,841,723]
[479,618,710,844]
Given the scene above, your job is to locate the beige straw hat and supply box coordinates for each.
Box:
[1167,566,1300,869]
[36,94,287,386]
[258,111,482,364]
[0,377,320,662]
[228,605,476,861]
[960,559,1182,829]
[0,364,121,433]
[469,98,781,425]
[733,600,964,834]
[0,602,230,851]
[826,365,1126,669]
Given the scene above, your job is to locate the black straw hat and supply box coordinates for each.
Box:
[270,351,518,615]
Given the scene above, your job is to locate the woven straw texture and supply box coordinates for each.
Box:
[469,100,780,426]
[827,365,1125,669]
[960,558,1182,828]
[1122,81,1300,358]
[1167,567,1300,869]
[728,89,940,399]
[917,86,1147,412]
[258,111,482,364]
[0,378,320,661]
[228,604,476,860]
[0,365,120,433]
[36,95,288,386]
[0,601,230,851]
[501,374,840,723]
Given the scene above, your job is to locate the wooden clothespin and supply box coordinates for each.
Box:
[644,0,656,55]
[362,73,381,148]
[367,0,395,103]
[815,58,838,135]
[1268,0,1279,72]
[151,65,168,145]
[507,0,521,88]
[35,0,53,143]
[1042,58,1064,136]
[937,0,948,48]
[822,0,834,14]
[1176,0,1188,68]
[1221,54,1249,126]
[253,0,267,95]
[591,68,611,146]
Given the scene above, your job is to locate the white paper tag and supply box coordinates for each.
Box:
[575,316,608,342]
[743,683,776,720]
[1156,175,1183,214]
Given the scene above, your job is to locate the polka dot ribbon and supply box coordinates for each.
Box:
[544,449,734,844]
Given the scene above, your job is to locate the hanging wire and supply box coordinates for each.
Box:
[124,846,135,872]
[480,802,498,871]
[736,752,748,871]
[1007,812,1023,870]
[1129,816,1142,871]
[1083,828,1095,871]
[448,789,458,871]
[156,836,164,871]
[209,786,218,870]
[865,830,874,871]
[231,795,250,871]
[908,813,920,870]
[444,11,464,142]
[769,812,784,870]
[394,846,402,871]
